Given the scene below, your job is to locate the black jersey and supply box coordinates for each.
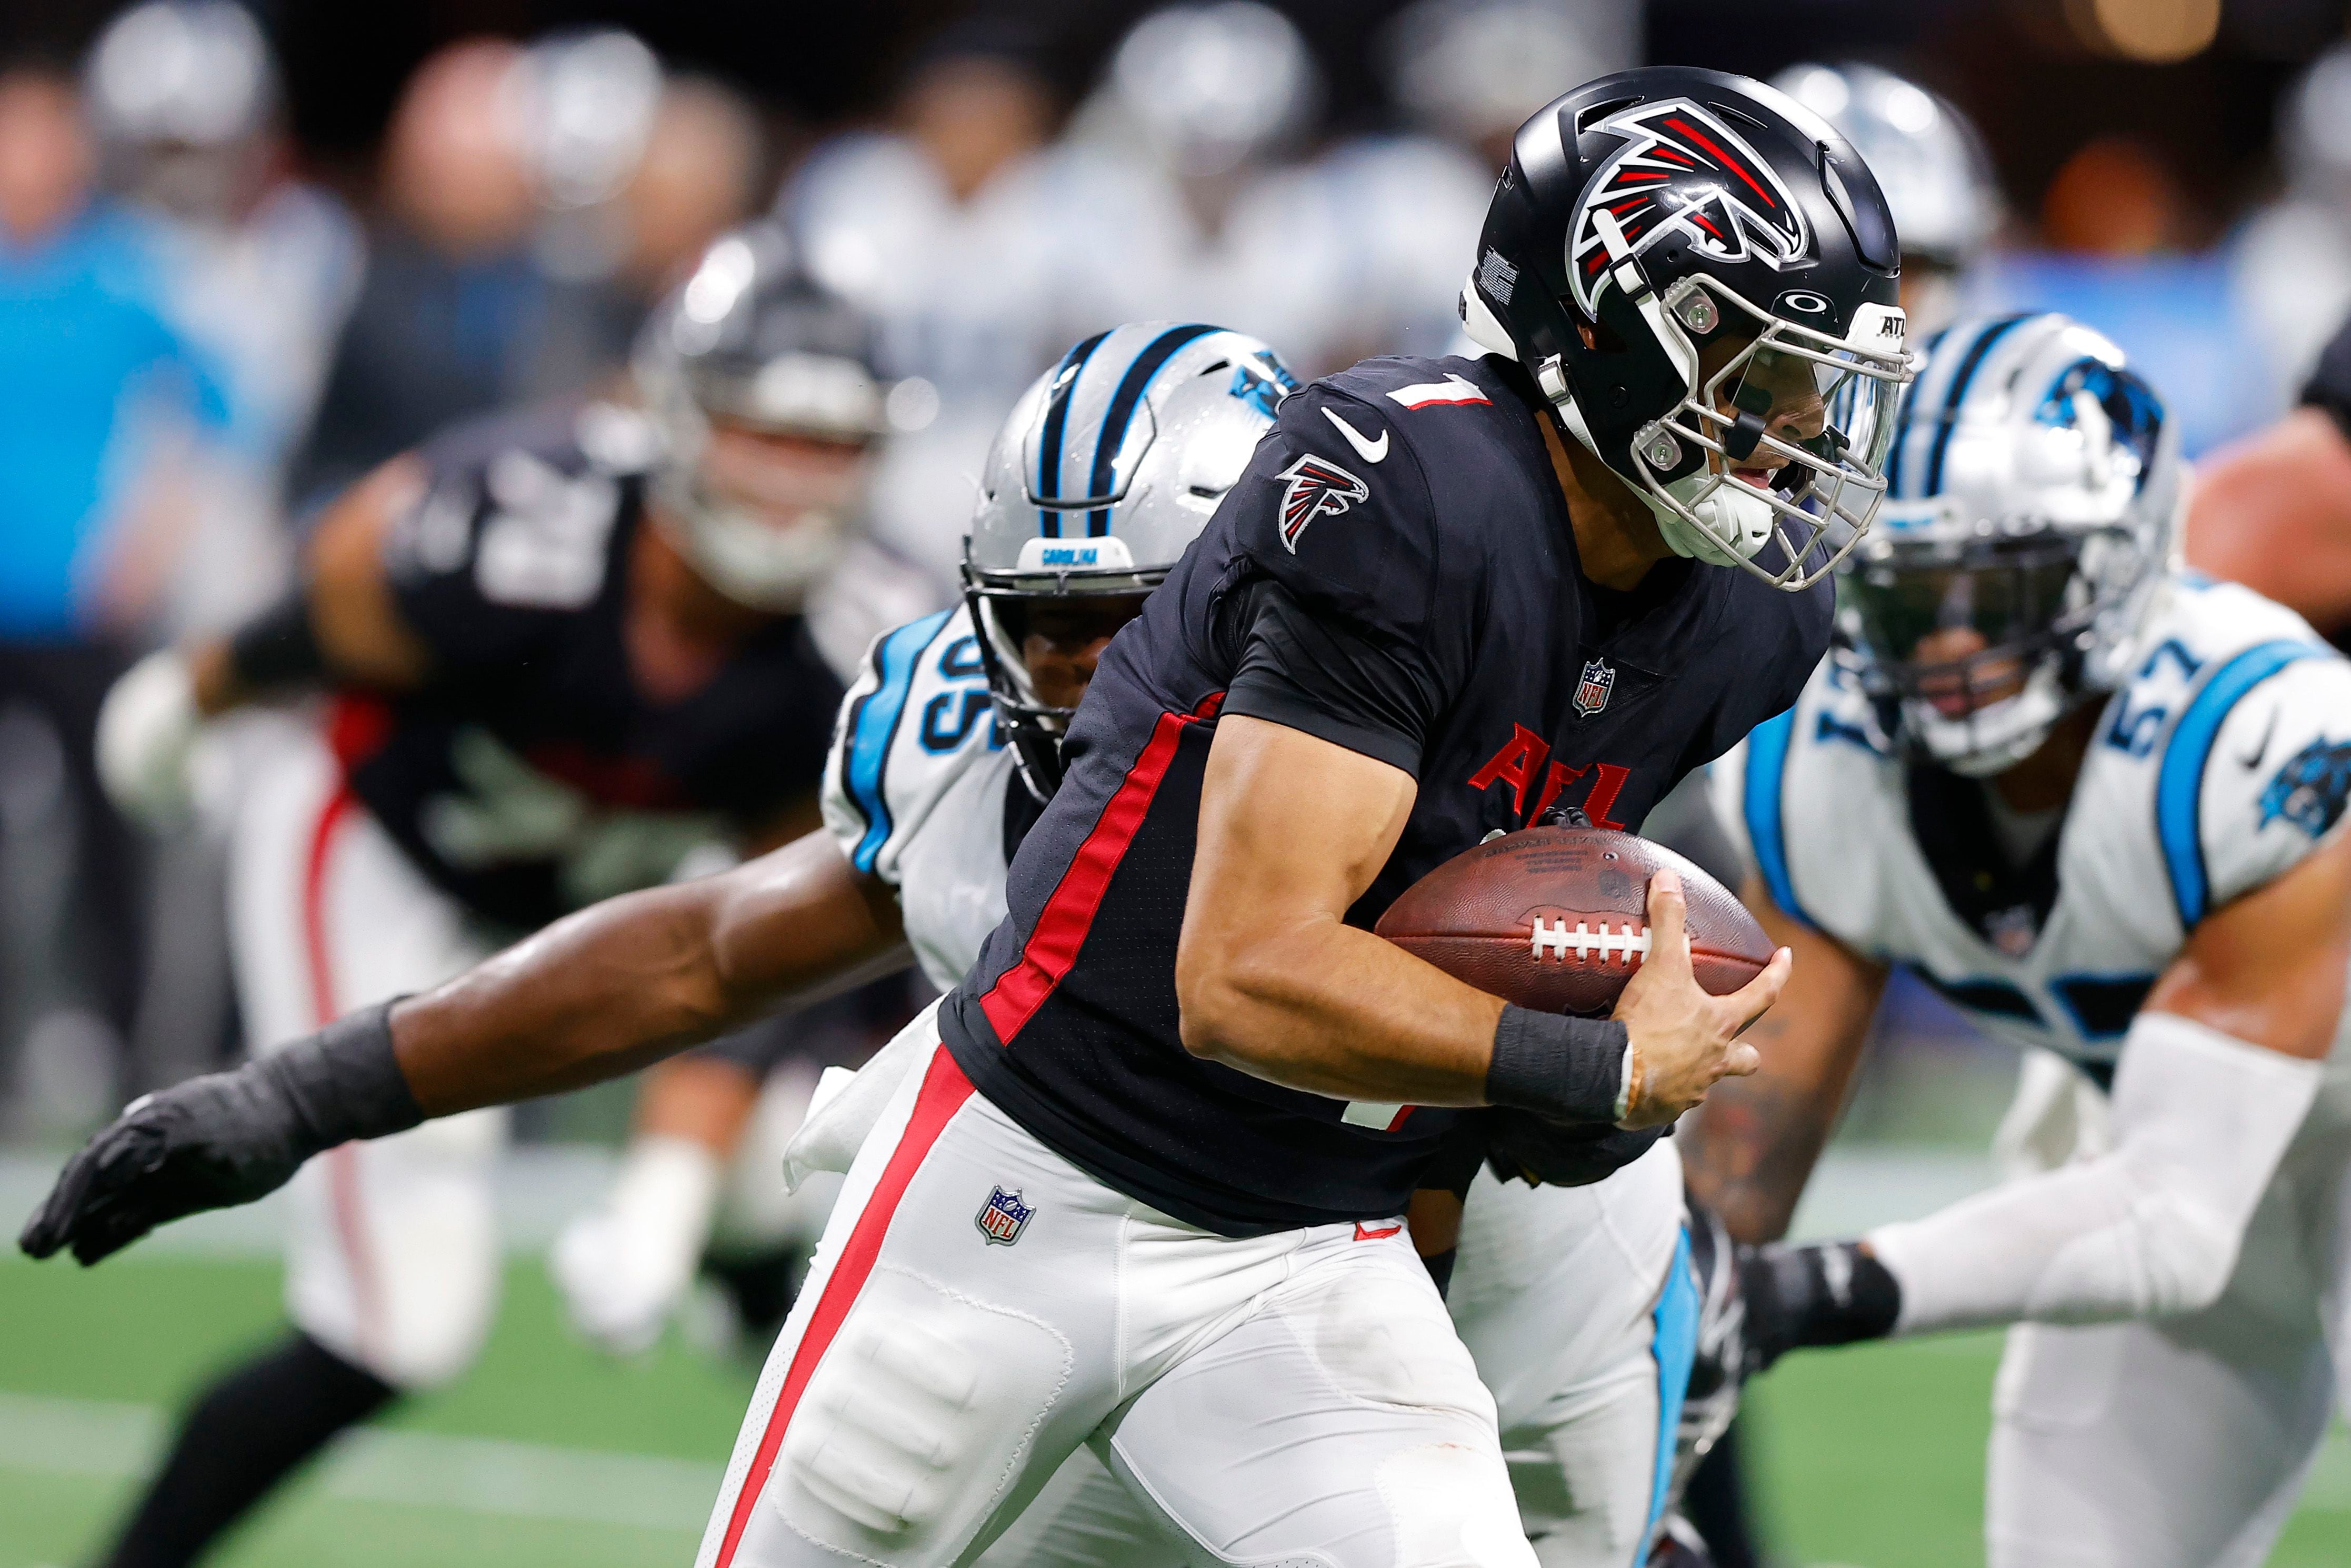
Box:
[935,354,1830,1235]
[335,400,846,931]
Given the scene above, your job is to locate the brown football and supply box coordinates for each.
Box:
[1374,826,1773,1016]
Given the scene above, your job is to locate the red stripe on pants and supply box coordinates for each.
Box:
[301,784,382,1359]
[979,707,1197,1043]
[710,1045,977,1568]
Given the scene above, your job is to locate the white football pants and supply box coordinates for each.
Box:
[1984,1053,2351,1568]
[229,725,506,1389]
[1450,1141,1695,1568]
[696,1012,1535,1568]
[975,1140,1697,1568]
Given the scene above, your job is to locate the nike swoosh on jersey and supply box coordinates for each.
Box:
[1386,373,1493,410]
[1320,406,1389,463]
[2240,707,2280,769]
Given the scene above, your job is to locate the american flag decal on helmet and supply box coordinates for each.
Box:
[1567,98,1811,317]
[1275,454,1370,553]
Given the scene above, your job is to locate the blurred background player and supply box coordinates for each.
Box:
[1345,0,1635,368]
[1049,4,1332,357]
[512,28,768,403]
[2230,41,2351,405]
[1694,314,2351,1568]
[1770,60,2001,333]
[0,47,232,1138]
[76,225,891,1568]
[782,23,1096,596]
[284,37,541,510]
[551,322,1294,1377]
[2185,304,2351,647]
[78,0,366,1120]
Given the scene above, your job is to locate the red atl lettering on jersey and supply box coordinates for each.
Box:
[1466,723,1548,816]
[1465,725,1629,831]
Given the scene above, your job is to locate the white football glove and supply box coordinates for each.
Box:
[552,1135,723,1356]
[95,648,203,829]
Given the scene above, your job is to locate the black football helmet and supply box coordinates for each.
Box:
[634,224,892,610]
[1462,67,1914,590]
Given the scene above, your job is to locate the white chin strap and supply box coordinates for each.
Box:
[1905,660,2071,777]
[1655,478,1777,567]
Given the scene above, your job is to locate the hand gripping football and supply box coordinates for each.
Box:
[1374,826,1772,1015]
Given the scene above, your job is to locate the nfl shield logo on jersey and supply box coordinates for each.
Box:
[976,1186,1034,1245]
[1574,658,1616,718]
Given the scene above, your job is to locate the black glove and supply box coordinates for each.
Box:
[19,1001,421,1266]
[1485,1110,1665,1187]
[1734,1239,1901,1373]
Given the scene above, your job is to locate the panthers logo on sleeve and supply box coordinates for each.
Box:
[2260,737,2351,837]
[1276,454,1369,553]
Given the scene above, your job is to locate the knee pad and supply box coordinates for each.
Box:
[1375,1442,1540,1568]
[775,1264,1076,1565]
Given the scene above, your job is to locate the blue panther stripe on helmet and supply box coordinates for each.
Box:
[1085,323,1222,535]
[1035,331,1110,537]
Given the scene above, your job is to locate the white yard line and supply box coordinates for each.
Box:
[0,1392,719,1533]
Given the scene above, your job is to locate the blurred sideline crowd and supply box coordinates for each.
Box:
[12,0,2351,1139]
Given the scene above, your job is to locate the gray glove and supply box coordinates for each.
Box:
[18,1001,421,1266]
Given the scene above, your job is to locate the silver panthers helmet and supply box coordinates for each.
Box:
[1839,313,2180,776]
[1103,3,1319,179]
[514,28,663,212]
[967,322,1297,798]
[2282,43,2351,207]
[635,225,890,611]
[1770,64,1997,272]
[84,1,277,218]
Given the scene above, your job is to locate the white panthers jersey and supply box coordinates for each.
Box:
[1715,573,2351,1077]
[820,604,1022,993]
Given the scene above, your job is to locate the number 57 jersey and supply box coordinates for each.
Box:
[1715,573,2351,1081]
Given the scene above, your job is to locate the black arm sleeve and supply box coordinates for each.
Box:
[1221,578,1443,777]
[225,587,329,691]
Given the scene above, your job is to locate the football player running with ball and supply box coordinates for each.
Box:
[1687,313,2351,1568]
[24,69,1912,1568]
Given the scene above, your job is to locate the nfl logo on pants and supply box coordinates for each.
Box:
[976,1186,1034,1245]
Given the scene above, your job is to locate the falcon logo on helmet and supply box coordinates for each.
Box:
[1567,99,1811,318]
[1459,67,1914,594]
[1276,454,1370,553]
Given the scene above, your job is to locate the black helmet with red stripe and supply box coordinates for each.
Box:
[1460,66,1914,591]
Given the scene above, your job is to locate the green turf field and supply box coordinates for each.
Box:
[4,1252,2346,1567]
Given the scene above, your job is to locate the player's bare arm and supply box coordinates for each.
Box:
[1680,876,1889,1243]
[1178,713,1789,1122]
[1750,827,2351,1362]
[193,455,436,713]
[2142,815,2351,1058]
[395,829,906,1114]
[2184,408,2351,633]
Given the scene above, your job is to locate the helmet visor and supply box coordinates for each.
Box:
[1840,536,2087,718]
[1639,278,1912,591]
